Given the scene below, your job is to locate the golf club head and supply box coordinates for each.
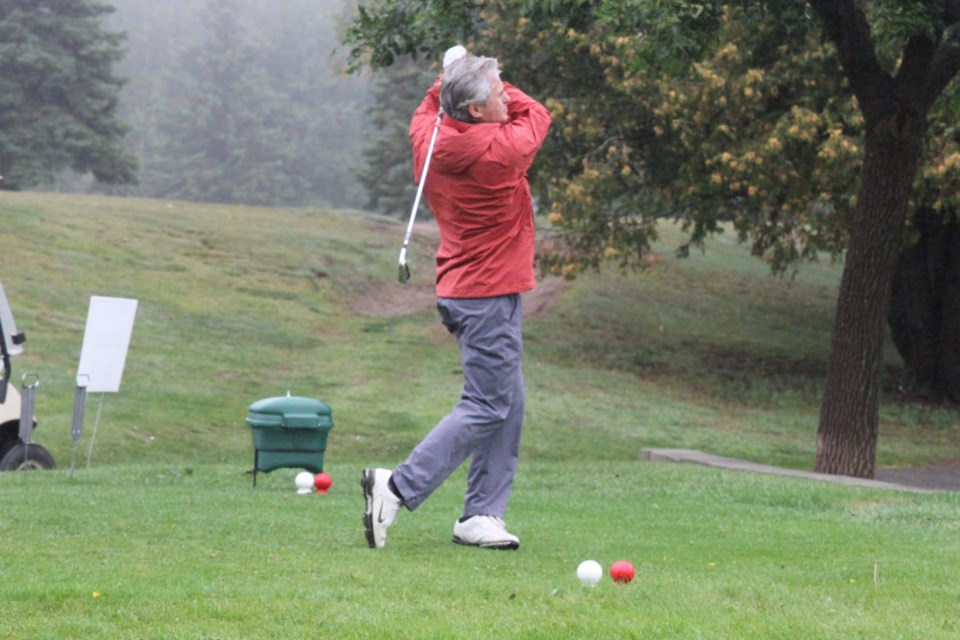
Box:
[399,261,411,284]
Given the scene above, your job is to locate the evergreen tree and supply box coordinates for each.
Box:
[0,0,136,190]
[250,0,371,208]
[357,57,436,216]
[143,0,296,206]
[105,1,191,182]
[111,0,370,209]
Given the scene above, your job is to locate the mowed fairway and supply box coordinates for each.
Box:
[1,192,959,638]
[4,462,960,638]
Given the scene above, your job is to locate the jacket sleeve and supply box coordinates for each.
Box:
[492,82,552,174]
[409,76,443,183]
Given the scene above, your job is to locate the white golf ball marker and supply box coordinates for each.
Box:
[295,471,315,494]
[576,560,603,586]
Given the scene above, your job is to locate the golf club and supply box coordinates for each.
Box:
[399,110,443,283]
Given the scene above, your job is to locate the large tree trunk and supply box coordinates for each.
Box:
[888,207,960,402]
[809,0,960,477]
[815,118,924,478]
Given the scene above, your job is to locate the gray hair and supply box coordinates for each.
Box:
[441,56,501,123]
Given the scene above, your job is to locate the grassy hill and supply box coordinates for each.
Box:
[1,191,955,471]
[4,192,960,639]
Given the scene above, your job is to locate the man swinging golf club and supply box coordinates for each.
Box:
[362,47,551,549]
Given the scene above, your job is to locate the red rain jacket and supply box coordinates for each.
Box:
[409,76,551,298]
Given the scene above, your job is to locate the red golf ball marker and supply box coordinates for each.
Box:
[314,472,333,494]
[610,560,635,584]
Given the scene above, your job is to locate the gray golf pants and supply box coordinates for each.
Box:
[391,294,525,518]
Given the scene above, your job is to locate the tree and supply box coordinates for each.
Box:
[0,0,137,190]
[808,1,960,476]
[357,57,438,216]
[342,0,960,478]
[502,3,960,477]
[107,0,370,208]
[142,0,297,206]
[887,29,960,404]
[100,1,188,186]
[248,0,372,208]
[888,207,960,402]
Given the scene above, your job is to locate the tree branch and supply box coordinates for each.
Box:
[808,0,891,123]
[898,33,937,98]
[922,22,960,113]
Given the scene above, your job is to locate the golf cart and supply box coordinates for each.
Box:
[0,281,55,471]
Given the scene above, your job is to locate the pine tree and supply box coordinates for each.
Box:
[144,0,295,206]
[249,0,371,208]
[357,57,436,216]
[0,0,137,190]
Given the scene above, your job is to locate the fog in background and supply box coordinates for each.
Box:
[53,0,371,210]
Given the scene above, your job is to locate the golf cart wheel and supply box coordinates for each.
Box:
[0,437,16,460]
[0,442,56,471]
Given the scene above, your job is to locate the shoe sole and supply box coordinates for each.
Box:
[360,469,377,549]
[452,535,520,551]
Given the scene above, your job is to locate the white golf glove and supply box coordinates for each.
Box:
[443,45,468,69]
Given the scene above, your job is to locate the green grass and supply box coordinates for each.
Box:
[1,191,959,638]
[3,462,959,639]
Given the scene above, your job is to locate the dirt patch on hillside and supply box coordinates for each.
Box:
[352,275,567,318]
[353,219,567,317]
[522,276,566,317]
[352,282,436,317]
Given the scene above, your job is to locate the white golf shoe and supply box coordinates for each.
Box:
[361,468,402,549]
[452,515,520,550]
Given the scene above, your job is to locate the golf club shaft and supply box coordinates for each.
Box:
[399,111,443,282]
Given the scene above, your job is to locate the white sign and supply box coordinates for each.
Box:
[77,296,138,393]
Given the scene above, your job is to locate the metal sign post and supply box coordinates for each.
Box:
[18,373,39,444]
[69,374,89,474]
[85,393,106,470]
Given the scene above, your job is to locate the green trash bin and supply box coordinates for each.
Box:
[245,394,333,488]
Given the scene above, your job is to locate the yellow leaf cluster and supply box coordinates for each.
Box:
[715,42,740,64]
